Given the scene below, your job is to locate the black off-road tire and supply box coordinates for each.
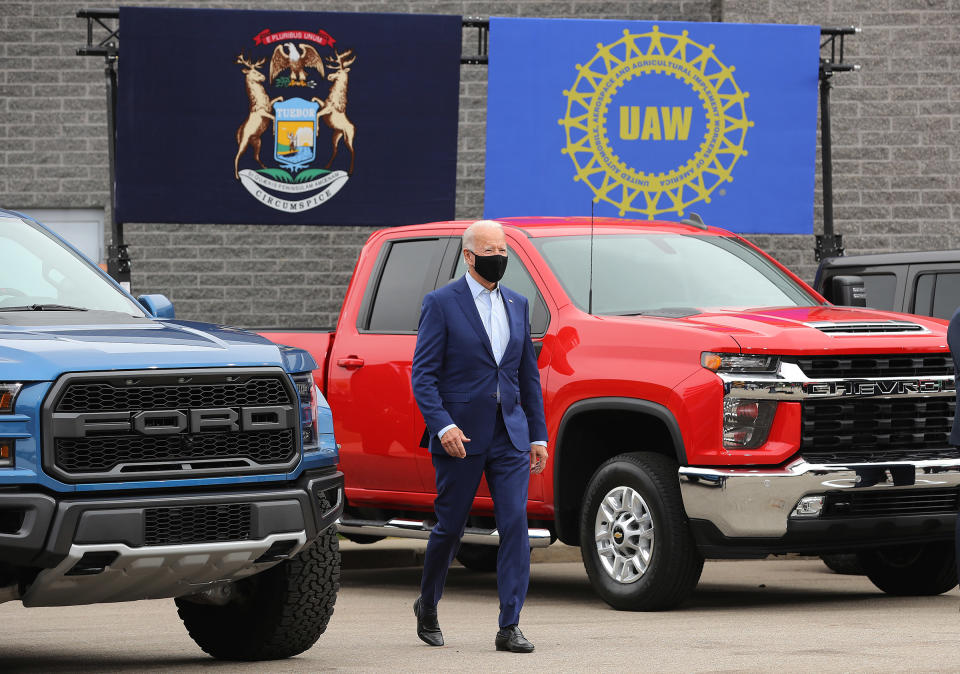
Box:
[856,542,957,596]
[580,452,703,611]
[176,528,341,661]
[820,553,865,575]
[455,542,500,572]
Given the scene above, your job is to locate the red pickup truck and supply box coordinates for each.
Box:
[263,217,959,610]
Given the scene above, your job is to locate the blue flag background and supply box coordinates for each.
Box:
[485,18,820,234]
[117,7,461,225]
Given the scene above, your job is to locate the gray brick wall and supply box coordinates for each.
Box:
[0,0,955,327]
[728,0,960,281]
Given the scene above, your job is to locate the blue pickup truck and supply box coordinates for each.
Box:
[0,209,343,660]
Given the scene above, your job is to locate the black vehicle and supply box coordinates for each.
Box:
[815,249,960,577]
[815,250,960,319]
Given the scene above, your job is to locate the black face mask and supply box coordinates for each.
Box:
[472,252,508,283]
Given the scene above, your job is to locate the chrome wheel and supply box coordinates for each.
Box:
[594,485,654,584]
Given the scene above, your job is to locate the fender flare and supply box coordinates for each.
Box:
[553,397,686,542]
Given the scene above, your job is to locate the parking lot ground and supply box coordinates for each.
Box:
[1,542,959,672]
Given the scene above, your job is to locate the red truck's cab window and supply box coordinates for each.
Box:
[361,238,447,333]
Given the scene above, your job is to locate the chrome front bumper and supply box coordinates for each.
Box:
[679,458,960,538]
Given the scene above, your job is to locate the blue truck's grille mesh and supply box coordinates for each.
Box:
[56,378,290,412]
[55,429,295,473]
[45,369,299,482]
[144,503,253,546]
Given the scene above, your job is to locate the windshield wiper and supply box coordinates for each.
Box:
[0,304,89,312]
[611,307,701,318]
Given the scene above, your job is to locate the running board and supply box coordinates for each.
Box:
[336,517,553,548]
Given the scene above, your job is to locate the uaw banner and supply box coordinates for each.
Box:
[485,18,820,233]
[117,7,461,225]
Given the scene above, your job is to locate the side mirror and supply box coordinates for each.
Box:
[829,275,867,307]
[138,294,175,319]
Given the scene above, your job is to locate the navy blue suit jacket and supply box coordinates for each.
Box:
[412,276,548,455]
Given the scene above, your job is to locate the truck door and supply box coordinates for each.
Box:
[327,235,450,494]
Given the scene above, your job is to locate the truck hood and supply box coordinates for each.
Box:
[0,312,314,381]
[625,305,949,354]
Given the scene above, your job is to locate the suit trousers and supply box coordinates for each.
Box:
[419,408,531,628]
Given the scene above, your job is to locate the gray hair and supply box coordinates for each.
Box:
[462,219,504,252]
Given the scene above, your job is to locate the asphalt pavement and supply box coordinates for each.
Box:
[1,540,959,672]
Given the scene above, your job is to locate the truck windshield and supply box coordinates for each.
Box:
[0,215,145,315]
[532,233,821,315]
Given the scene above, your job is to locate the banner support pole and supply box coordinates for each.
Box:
[818,67,839,260]
[77,9,130,287]
[816,27,859,262]
[104,56,130,288]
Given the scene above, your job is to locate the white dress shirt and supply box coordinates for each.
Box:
[466,270,509,366]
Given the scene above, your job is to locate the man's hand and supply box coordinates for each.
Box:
[530,445,548,474]
[440,427,470,458]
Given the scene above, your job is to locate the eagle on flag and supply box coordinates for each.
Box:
[269,43,324,86]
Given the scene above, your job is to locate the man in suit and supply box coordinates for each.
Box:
[948,309,960,572]
[411,219,548,653]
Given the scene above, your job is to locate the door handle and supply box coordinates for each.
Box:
[336,357,365,370]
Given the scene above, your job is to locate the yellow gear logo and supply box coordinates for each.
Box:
[559,26,752,218]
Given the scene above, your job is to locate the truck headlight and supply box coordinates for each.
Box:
[0,384,21,468]
[701,354,780,449]
[0,383,21,414]
[701,352,779,373]
[723,398,777,449]
[291,372,320,453]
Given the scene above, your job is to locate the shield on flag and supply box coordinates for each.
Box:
[273,98,320,171]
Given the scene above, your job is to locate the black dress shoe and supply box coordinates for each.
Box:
[495,625,534,653]
[413,596,444,646]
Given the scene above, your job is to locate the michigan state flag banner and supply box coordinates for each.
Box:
[117,7,461,225]
[485,18,820,234]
